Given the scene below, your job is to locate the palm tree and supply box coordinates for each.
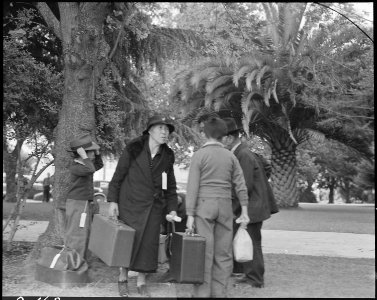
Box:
[170,3,373,207]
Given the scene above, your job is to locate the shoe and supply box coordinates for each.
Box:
[137,284,150,297]
[235,276,249,284]
[160,272,176,283]
[235,276,264,288]
[118,280,129,297]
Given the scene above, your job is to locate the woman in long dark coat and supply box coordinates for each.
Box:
[107,115,178,297]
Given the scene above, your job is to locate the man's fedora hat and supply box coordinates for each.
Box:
[143,115,175,135]
[67,134,100,152]
[223,117,242,135]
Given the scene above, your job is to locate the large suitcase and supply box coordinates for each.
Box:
[170,231,206,283]
[88,214,135,267]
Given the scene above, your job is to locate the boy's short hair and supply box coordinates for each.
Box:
[203,117,228,140]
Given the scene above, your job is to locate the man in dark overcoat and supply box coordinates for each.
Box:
[222,117,279,288]
[107,115,178,297]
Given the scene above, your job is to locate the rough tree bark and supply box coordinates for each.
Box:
[269,132,300,208]
[342,179,351,203]
[31,2,111,257]
[328,176,336,204]
[3,139,24,203]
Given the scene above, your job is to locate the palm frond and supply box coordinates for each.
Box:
[191,66,221,90]
[256,65,270,89]
[262,3,280,48]
[245,69,259,91]
[305,128,326,144]
[271,79,279,103]
[242,109,252,139]
[233,64,254,87]
[289,3,308,48]
[282,103,298,144]
[281,3,297,45]
[204,93,213,108]
[205,75,233,94]
[211,84,238,103]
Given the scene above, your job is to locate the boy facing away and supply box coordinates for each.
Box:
[185,117,249,298]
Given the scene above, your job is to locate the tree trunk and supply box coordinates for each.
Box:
[34,3,111,252]
[3,139,24,203]
[343,179,351,203]
[328,176,336,204]
[269,134,299,208]
[307,179,314,192]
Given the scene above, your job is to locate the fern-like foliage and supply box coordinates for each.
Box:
[102,3,208,135]
[170,3,373,160]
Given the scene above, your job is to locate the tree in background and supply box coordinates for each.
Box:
[313,139,371,204]
[170,3,374,207]
[3,2,207,253]
[3,25,62,203]
[296,147,321,203]
[3,15,64,248]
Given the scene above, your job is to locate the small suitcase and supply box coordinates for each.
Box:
[170,231,206,284]
[88,214,135,267]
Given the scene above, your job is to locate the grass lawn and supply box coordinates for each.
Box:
[3,201,374,234]
[2,242,375,298]
[263,204,375,234]
[2,201,375,298]
[3,201,54,221]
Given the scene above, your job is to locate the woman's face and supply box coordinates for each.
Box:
[149,124,170,145]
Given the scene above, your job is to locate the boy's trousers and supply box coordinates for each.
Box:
[193,197,233,298]
[65,199,93,260]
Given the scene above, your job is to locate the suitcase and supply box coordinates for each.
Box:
[170,231,206,284]
[88,214,135,267]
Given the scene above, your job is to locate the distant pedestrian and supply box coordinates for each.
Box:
[185,117,250,297]
[65,134,103,261]
[222,117,278,288]
[43,173,52,202]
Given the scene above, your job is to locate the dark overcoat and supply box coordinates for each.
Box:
[107,135,178,272]
[232,143,278,223]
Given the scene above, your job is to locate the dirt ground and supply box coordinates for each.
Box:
[3,241,375,298]
[3,203,374,297]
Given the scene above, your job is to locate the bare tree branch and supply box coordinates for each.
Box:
[35,2,61,40]
[109,4,137,60]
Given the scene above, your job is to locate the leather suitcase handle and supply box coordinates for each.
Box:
[108,215,126,226]
[171,220,199,236]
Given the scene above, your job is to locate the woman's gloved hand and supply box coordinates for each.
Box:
[108,202,119,219]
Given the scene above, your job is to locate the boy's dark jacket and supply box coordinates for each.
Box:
[232,143,278,223]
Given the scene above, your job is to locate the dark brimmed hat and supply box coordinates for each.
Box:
[67,134,100,152]
[223,117,243,135]
[143,115,175,135]
[203,117,228,139]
